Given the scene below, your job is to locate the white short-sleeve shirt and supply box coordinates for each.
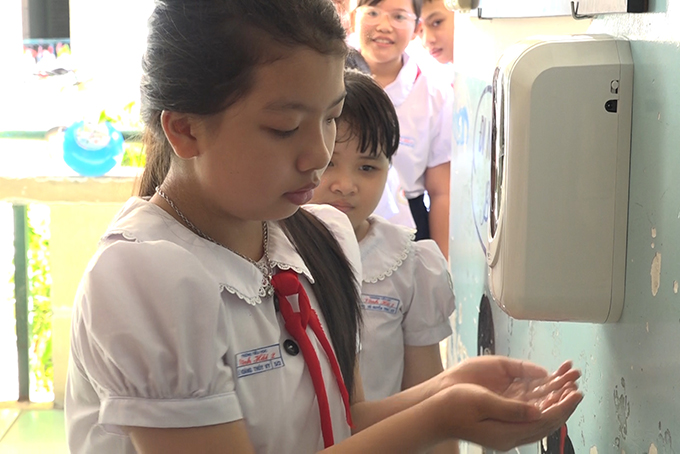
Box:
[358,215,456,401]
[65,198,361,454]
[383,52,454,200]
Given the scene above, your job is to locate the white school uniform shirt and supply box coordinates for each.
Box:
[373,52,454,225]
[65,198,361,454]
[358,215,456,401]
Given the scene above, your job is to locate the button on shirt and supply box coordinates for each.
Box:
[65,199,361,454]
[358,215,456,400]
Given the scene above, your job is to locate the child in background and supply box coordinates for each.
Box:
[332,0,372,74]
[419,0,456,65]
[353,0,453,258]
[310,69,459,453]
[65,1,583,453]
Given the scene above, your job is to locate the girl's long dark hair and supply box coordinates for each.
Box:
[137,0,361,396]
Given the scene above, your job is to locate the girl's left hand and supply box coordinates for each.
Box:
[430,380,582,451]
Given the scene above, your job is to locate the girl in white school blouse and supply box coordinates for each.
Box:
[310,69,459,453]
[353,0,454,257]
[65,1,583,453]
[311,69,455,402]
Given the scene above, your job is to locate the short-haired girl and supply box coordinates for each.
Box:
[310,69,460,453]
[65,1,582,453]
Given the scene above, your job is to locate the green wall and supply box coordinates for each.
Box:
[450,2,680,452]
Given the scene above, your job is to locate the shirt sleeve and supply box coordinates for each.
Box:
[70,239,242,431]
[402,240,456,346]
[427,83,454,169]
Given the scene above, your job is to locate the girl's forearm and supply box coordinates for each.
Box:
[350,373,444,433]
[325,397,446,454]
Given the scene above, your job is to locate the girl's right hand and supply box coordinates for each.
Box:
[430,380,583,451]
[436,357,580,398]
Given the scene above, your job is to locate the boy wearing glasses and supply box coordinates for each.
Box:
[352,0,453,258]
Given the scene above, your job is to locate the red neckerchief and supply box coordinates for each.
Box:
[271,269,352,448]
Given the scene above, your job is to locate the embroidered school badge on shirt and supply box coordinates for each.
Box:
[361,294,401,315]
[399,136,416,148]
[235,344,285,378]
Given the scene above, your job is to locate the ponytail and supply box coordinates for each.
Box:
[282,209,362,397]
[137,113,171,198]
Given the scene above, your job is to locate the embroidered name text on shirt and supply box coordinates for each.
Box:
[361,294,401,315]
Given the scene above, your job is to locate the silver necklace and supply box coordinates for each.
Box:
[155,186,274,297]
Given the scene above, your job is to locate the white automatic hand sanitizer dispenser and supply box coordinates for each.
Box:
[487,35,633,323]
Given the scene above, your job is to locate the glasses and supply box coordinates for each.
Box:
[356,6,418,30]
